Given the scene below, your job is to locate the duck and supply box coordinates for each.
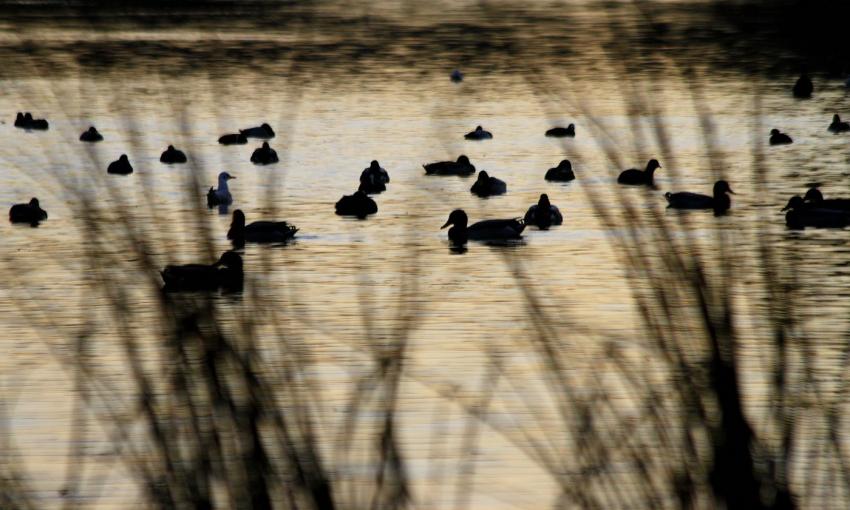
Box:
[618,159,661,186]
[464,125,493,140]
[240,123,275,139]
[227,209,298,246]
[335,190,378,218]
[828,114,850,133]
[207,172,235,207]
[15,112,48,130]
[79,126,103,142]
[470,170,507,197]
[160,145,187,164]
[524,194,563,229]
[13,112,25,127]
[793,71,813,98]
[358,161,390,194]
[9,198,48,224]
[769,129,793,145]
[107,154,133,175]
[803,187,850,211]
[250,142,279,165]
[423,155,476,176]
[545,124,575,138]
[450,69,464,82]
[545,159,575,182]
[664,180,735,214]
[440,209,524,245]
[782,196,850,229]
[161,251,243,293]
[218,132,248,145]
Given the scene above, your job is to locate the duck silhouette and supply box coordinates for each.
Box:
[782,196,850,229]
[470,170,507,197]
[545,124,575,138]
[828,114,850,133]
[464,125,493,140]
[769,129,793,145]
[14,112,48,130]
[524,194,563,229]
[161,251,243,293]
[250,142,279,165]
[107,154,133,175]
[665,180,734,215]
[423,155,476,176]
[227,209,298,246]
[441,209,524,245]
[79,126,103,142]
[9,198,48,225]
[545,160,575,182]
[793,71,813,98]
[618,159,661,186]
[335,190,378,218]
[802,187,850,211]
[240,123,275,139]
[358,161,390,194]
[207,172,235,207]
[160,145,187,164]
[218,132,248,145]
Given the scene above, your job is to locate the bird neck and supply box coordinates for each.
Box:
[218,177,230,193]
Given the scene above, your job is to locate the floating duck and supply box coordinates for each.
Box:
[545,124,575,138]
[358,161,390,194]
[524,194,563,229]
[769,129,793,145]
[618,159,661,186]
[160,145,187,164]
[545,160,575,182]
[441,209,524,245]
[207,172,235,207]
[464,126,493,140]
[161,251,243,292]
[423,155,476,176]
[218,132,248,145]
[335,190,378,218]
[227,209,297,246]
[240,123,275,139]
[250,142,279,165]
[79,126,103,142]
[470,170,507,197]
[107,154,133,175]
[793,71,813,98]
[803,187,850,211]
[828,114,850,133]
[665,180,734,215]
[9,198,48,224]
[14,112,48,130]
[782,196,850,229]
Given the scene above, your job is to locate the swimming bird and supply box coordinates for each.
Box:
[9,198,47,224]
[423,155,476,176]
[14,112,25,127]
[335,190,378,218]
[782,196,850,229]
[524,194,563,229]
[227,209,298,246]
[358,160,390,194]
[828,114,850,133]
[160,145,187,164]
[618,159,661,186]
[207,172,235,207]
[240,123,275,139]
[665,180,735,214]
[545,124,575,138]
[161,251,243,292]
[464,126,493,140]
[15,112,48,130]
[803,187,850,211]
[218,132,248,145]
[450,69,464,82]
[470,170,507,197]
[250,142,279,165]
[79,126,103,142]
[793,72,813,98]
[441,209,524,245]
[107,154,133,175]
[769,129,793,145]
[545,160,575,182]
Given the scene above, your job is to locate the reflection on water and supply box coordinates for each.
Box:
[2,1,850,509]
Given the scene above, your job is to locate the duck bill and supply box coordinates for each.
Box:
[440,221,451,229]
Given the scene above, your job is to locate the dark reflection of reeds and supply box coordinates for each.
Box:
[2,1,850,509]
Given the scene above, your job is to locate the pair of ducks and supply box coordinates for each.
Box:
[218,123,275,145]
[13,112,48,130]
[463,123,575,140]
[782,187,850,229]
[336,161,387,217]
[617,159,736,213]
[440,194,564,245]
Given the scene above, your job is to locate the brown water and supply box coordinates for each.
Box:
[2,1,850,508]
